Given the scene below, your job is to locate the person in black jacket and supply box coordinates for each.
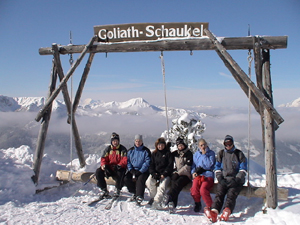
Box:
[146,137,173,209]
[162,137,193,211]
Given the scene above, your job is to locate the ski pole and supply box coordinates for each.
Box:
[71,173,96,197]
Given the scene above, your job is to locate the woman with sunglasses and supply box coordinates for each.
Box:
[190,138,216,213]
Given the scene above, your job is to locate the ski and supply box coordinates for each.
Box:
[87,197,105,206]
[86,195,111,206]
[105,196,119,210]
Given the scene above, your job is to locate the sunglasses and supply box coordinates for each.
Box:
[224,142,233,147]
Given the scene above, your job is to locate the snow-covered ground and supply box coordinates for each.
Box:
[0,145,299,225]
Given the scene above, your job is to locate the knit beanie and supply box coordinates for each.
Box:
[134,134,143,142]
[111,132,120,143]
[176,137,187,148]
[224,135,234,144]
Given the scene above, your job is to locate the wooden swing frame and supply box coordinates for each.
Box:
[33,26,288,209]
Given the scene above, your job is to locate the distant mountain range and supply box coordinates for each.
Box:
[0,95,299,173]
[0,95,206,119]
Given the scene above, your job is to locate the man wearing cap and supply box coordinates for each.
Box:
[206,135,247,223]
[124,134,151,205]
[95,132,127,198]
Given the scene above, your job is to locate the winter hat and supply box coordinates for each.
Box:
[224,135,234,145]
[156,137,166,146]
[111,132,120,143]
[134,134,143,142]
[176,137,186,147]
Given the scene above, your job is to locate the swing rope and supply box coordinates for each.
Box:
[247,48,253,190]
[69,31,74,172]
[160,51,170,140]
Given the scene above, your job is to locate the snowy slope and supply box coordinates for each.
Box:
[0,145,299,225]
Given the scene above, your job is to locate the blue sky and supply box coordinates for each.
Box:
[1,0,299,108]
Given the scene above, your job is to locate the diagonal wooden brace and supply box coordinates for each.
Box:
[35,35,97,122]
[204,29,284,126]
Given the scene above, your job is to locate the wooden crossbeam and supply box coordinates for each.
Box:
[56,170,288,200]
[38,36,288,55]
[204,29,284,126]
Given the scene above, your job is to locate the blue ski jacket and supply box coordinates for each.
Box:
[127,145,151,173]
[191,147,216,178]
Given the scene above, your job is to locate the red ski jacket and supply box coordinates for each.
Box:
[100,144,127,169]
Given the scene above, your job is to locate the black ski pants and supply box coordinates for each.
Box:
[124,172,149,198]
[95,167,125,191]
[167,174,191,207]
[211,182,243,213]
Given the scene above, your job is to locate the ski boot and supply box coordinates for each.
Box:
[194,202,201,212]
[129,194,136,202]
[99,189,111,199]
[135,196,143,206]
[220,207,231,221]
[209,208,219,223]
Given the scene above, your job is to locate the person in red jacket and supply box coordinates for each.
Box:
[95,132,127,198]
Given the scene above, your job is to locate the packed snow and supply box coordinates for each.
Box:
[0,145,299,225]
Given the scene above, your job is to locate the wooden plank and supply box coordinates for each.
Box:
[35,36,97,122]
[39,36,288,55]
[56,170,288,200]
[32,65,57,184]
[204,29,284,126]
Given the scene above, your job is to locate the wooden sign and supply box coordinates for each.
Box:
[94,22,209,42]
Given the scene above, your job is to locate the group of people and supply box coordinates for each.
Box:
[95,132,247,222]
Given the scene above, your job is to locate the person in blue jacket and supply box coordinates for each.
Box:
[190,138,216,213]
[124,134,151,205]
[207,135,247,223]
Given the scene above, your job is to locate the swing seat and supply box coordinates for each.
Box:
[55,170,288,200]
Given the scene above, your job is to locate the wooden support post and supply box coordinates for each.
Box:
[253,36,266,146]
[204,29,284,126]
[72,53,95,114]
[52,44,86,168]
[32,63,57,184]
[35,35,97,122]
[262,49,278,209]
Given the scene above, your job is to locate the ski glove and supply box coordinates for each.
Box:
[236,170,246,185]
[135,170,141,177]
[195,166,206,175]
[151,173,160,181]
[171,172,179,181]
[113,165,122,171]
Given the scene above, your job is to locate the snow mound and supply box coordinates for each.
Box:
[0,145,36,203]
